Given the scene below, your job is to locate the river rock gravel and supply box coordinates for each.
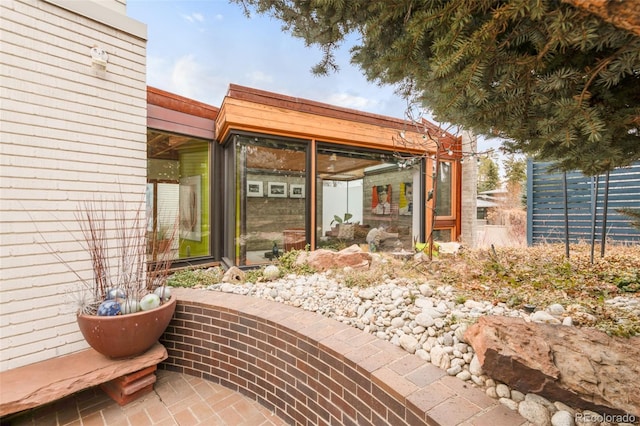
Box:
[205,267,639,426]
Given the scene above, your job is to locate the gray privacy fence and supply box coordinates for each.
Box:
[527,160,640,246]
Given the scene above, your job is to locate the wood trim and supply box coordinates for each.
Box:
[147,86,218,120]
[309,139,317,249]
[147,105,215,139]
[216,99,438,153]
[217,85,459,154]
[226,84,413,131]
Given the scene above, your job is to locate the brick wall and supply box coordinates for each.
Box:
[161,295,428,425]
[0,0,147,371]
[160,289,524,426]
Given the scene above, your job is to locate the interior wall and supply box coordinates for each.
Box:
[245,172,306,251]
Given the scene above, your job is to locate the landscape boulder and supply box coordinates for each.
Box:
[222,266,245,283]
[464,316,640,417]
[299,245,372,271]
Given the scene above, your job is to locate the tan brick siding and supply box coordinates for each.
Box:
[0,0,146,371]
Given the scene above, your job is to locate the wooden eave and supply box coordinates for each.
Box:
[147,86,219,119]
[147,86,218,140]
[215,84,456,154]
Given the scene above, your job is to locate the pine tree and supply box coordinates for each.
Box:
[477,157,500,193]
[234,0,640,175]
[618,208,640,231]
[503,155,527,208]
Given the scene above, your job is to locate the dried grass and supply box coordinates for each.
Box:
[433,243,640,336]
[48,196,175,315]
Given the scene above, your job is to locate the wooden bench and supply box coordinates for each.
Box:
[0,343,167,417]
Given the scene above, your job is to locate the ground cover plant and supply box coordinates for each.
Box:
[169,243,640,337]
[433,243,640,337]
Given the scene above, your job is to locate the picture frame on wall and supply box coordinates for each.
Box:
[268,182,287,198]
[289,183,305,198]
[247,180,264,197]
[179,175,202,241]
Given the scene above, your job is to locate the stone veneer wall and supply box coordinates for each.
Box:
[160,288,526,426]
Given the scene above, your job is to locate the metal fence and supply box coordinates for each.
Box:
[527,161,640,246]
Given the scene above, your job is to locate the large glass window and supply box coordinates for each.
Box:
[316,146,420,252]
[435,161,452,217]
[147,130,210,260]
[233,135,307,266]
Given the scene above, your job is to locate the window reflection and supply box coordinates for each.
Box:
[235,136,307,266]
[317,147,419,253]
[436,161,452,217]
[146,130,210,260]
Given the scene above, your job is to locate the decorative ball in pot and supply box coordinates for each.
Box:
[64,198,178,359]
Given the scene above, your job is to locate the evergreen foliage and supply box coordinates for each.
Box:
[503,155,527,188]
[477,156,500,193]
[234,0,640,175]
[618,208,640,231]
[503,155,527,207]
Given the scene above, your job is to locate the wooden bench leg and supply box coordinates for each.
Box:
[100,365,157,406]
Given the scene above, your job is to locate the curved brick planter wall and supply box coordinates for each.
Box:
[160,288,525,426]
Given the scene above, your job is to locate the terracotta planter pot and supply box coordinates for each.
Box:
[77,296,177,359]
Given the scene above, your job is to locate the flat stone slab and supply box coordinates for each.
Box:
[0,342,167,416]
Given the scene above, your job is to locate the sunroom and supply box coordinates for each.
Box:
[147,85,462,268]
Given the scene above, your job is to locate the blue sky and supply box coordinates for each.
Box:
[127,0,409,118]
[127,0,505,164]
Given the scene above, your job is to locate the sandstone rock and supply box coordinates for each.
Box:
[0,343,167,416]
[222,266,245,283]
[465,316,640,417]
[304,246,372,271]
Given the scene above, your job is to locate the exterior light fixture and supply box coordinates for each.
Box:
[90,46,108,71]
